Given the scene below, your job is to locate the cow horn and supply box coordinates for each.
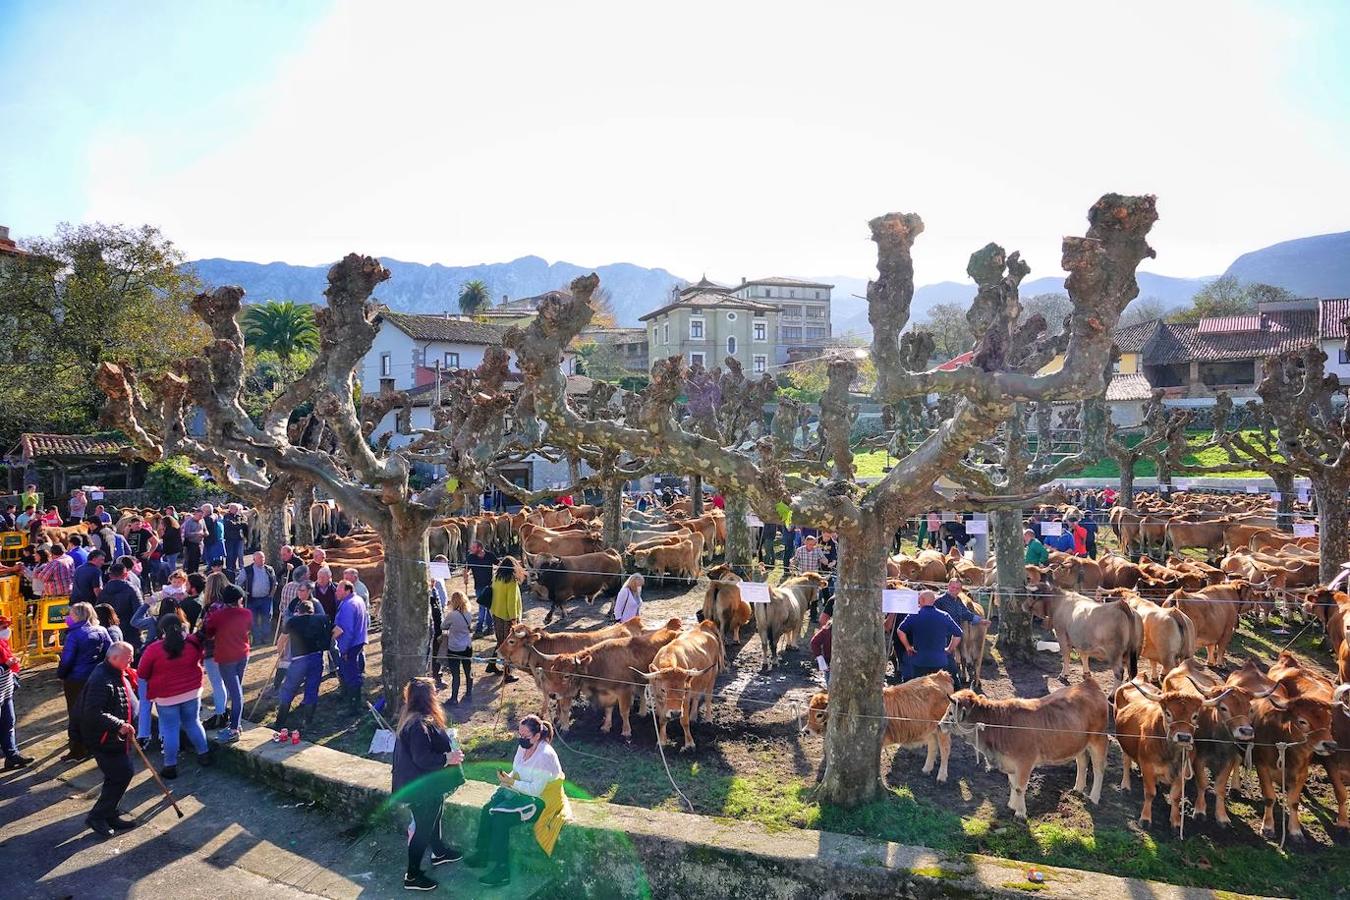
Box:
[1334,684,1350,709]
[629,667,653,681]
[1129,677,1163,701]
[1250,685,1278,699]
[1266,693,1290,710]
[1202,687,1233,708]
[532,650,560,663]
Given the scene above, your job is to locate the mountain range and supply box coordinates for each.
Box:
[188,230,1350,335]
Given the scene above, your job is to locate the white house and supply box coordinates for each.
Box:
[1319,298,1350,381]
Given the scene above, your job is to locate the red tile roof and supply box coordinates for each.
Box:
[1319,298,1350,340]
[1196,315,1262,334]
[1144,308,1317,365]
[935,350,975,371]
[13,433,132,461]
[379,310,506,344]
[1105,373,1153,402]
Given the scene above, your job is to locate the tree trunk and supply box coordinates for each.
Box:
[724,494,751,575]
[602,479,624,550]
[1315,476,1347,585]
[1273,471,1294,532]
[1119,465,1136,509]
[258,504,288,565]
[691,474,704,516]
[378,522,432,709]
[817,520,887,807]
[991,507,1034,662]
[294,485,316,547]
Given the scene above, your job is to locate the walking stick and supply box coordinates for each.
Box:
[130,734,184,819]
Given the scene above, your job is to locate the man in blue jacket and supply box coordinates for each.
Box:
[896,590,963,681]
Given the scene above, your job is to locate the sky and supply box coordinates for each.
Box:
[3,0,1349,287]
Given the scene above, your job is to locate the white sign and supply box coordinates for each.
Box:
[738,582,772,604]
[1041,521,1063,536]
[1175,481,1190,491]
[428,561,453,582]
[1270,492,1282,502]
[1246,485,1259,494]
[745,514,763,527]
[1294,523,1317,538]
[815,655,829,674]
[1299,490,1310,503]
[940,511,957,522]
[882,588,920,615]
[966,520,988,535]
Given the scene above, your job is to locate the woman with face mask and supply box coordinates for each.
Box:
[0,615,34,770]
[55,602,112,762]
[463,714,571,887]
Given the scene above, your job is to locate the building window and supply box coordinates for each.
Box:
[781,326,803,342]
[753,321,767,342]
[727,311,737,321]
[689,352,705,368]
[763,288,771,298]
[816,290,824,299]
[753,354,767,374]
[380,353,392,377]
[689,317,705,340]
[444,351,460,369]
[789,289,796,298]
[727,336,737,356]
[1111,358,1121,374]
[663,322,670,344]
[1340,349,1350,365]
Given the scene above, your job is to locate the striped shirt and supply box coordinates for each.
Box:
[792,545,826,574]
[38,555,75,596]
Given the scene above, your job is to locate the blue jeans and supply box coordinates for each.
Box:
[160,552,180,575]
[203,540,225,565]
[137,678,153,739]
[157,696,209,765]
[217,657,248,731]
[337,645,365,693]
[475,585,493,632]
[247,598,274,644]
[204,658,227,716]
[279,653,323,707]
[225,538,245,572]
[0,694,16,757]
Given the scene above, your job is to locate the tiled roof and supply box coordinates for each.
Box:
[379,310,505,345]
[1196,315,1261,334]
[738,276,834,289]
[14,433,132,461]
[1111,320,1160,353]
[1105,373,1153,402]
[1319,298,1350,340]
[639,290,780,322]
[935,350,975,371]
[1143,308,1317,365]
[680,276,731,295]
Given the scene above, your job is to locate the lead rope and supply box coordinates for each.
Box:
[646,683,695,814]
[1178,742,1193,839]
[1276,741,1290,849]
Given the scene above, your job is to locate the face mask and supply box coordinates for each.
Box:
[517,736,534,750]
[65,615,77,628]
[0,629,10,641]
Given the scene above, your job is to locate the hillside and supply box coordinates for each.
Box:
[1223,230,1350,298]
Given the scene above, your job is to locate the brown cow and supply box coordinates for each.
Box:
[942,680,1110,819]
[1023,587,1142,680]
[633,536,702,582]
[1252,653,1340,842]
[805,671,955,783]
[500,618,645,715]
[521,523,604,557]
[1124,594,1197,678]
[1114,678,1227,830]
[700,564,753,646]
[534,618,684,735]
[1163,581,1249,666]
[636,620,725,750]
[527,550,625,624]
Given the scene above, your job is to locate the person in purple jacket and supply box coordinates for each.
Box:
[331,580,369,713]
[56,602,112,762]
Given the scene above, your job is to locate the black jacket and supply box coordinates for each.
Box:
[101,579,144,652]
[79,661,136,754]
[392,718,462,794]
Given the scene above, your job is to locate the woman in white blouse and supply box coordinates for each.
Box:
[464,714,569,886]
[612,574,643,623]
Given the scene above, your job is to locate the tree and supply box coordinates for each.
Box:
[0,222,206,448]
[242,300,319,364]
[509,194,1158,808]
[1019,292,1073,336]
[589,285,618,328]
[1119,296,1168,327]
[458,279,492,316]
[916,301,973,360]
[100,255,532,705]
[574,340,628,383]
[1167,275,1294,323]
[1105,390,1184,507]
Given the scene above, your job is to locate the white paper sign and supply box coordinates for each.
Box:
[1246,486,1259,494]
[428,561,453,582]
[882,588,920,615]
[745,514,763,527]
[1294,523,1317,538]
[1299,490,1310,503]
[940,511,957,522]
[966,520,988,535]
[738,582,772,604]
[1270,492,1282,502]
[1041,521,1063,536]
[816,655,829,674]
[368,728,396,754]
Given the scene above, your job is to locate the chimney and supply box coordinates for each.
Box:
[0,226,10,242]
[502,294,508,304]
[741,276,746,284]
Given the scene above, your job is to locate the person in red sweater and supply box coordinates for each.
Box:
[137,615,214,779]
[204,584,252,743]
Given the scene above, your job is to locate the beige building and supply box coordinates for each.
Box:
[641,278,780,375]
[731,276,834,364]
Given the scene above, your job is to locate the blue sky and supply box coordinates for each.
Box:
[3,0,1349,286]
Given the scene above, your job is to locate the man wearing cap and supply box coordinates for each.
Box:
[78,641,139,837]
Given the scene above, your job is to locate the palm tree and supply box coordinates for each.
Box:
[242,300,319,363]
[458,280,491,317]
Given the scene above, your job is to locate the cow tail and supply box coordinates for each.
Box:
[1177,608,1197,660]
[1121,599,1142,680]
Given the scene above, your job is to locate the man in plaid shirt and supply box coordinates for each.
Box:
[38,545,76,597]
[791,534,828,576]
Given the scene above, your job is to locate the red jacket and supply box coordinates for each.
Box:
[137,634,206,700]
[204,606,252,664]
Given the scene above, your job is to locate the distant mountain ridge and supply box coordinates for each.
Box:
[188,229,1350,331]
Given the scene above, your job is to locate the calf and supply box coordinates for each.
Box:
[632,535,702,582]
[499,618,645,715]
[1114,678,1227,831]
[636,620,725,751]
[805,671,955,783]
[1023,587,1142,680]
[941,680,1109,819]
[1252,654,1340,842]
[534,618,684,736]
[527,550,624,624]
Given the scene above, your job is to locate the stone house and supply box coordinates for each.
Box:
[641,278,780,375]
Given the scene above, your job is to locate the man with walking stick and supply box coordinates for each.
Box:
[79,641,141,837]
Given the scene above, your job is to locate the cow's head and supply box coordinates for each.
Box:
[633,549,651,569]
[1267,693,1338,756]
[498,625,540,666]
[633,665,712,720]
[1127,678,1227,745]
[537,651,589,702]
[1021,585,1051,619]
[940,688,983,735]
[803,691,829,736]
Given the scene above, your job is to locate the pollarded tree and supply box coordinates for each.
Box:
[98,255,532,704]
[1105,390,1181,507]
[508,195,1158,807]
